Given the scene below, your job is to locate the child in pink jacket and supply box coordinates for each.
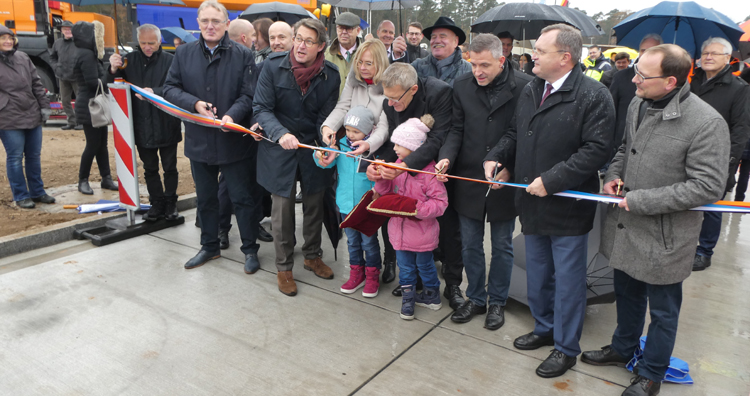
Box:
[373,115,448,320]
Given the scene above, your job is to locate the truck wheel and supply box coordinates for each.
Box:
[36,67,56,95]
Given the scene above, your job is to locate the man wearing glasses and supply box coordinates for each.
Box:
[164,0,263,274]
[690,37,750,272]
[326,12,362,95]
[405,22,428,61]
[484,24,614,379]
[253,18,340,297]
[582,44,729,396]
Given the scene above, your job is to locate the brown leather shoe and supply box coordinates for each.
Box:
[303,257,334,279]
[277,271,297,296]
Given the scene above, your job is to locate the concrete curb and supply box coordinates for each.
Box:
[0,193,197,259]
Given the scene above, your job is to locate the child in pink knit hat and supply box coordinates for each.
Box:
[373,114,449,320]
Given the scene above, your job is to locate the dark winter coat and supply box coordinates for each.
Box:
[373,76,453,172]
[406,43,428,62]
[50,36,78,81]
[0,26,49,130]
[411,48,471,87]
[439,66,532,223]
[609,66,637,159]
[163,33,257,165]
[690,65,750,192]
[253,51,340,198]
[72,21,107,125]
[108,47,182,148]
[485,65,615,236]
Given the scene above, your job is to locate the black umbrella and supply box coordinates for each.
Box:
[471,2,568,42]
[240,2,315,24]
[550,5,604,37]
[322,183,342,261]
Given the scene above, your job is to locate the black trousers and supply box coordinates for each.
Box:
[218,174,273,232]
[137,144,178,200]
[79,124,111,180]
[438,204,464,286]
[191,157,261,254]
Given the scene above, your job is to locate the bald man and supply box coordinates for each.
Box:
[268,21,293,53]
[228,18,256,50]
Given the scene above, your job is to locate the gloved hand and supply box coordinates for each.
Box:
[41,108,52,123]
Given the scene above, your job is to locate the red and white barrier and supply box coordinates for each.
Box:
[108,83,140,211]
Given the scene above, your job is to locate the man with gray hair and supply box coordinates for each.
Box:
[108,23,183,222]
[228,18,256,50]
[326,12,362,94]
[691,37,750,271]
[582,44,729,396]
[484,23,615,378]
[436,34,532,328]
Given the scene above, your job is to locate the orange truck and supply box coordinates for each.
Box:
[1,0,116,94]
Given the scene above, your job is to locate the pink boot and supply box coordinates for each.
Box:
[341,265,365,294]
[363,267,380,298]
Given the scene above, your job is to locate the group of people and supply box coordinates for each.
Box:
[2,3,749,395]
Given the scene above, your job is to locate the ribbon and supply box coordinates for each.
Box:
[125,82,750,214]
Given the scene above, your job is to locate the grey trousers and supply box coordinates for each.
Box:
[59,79,78,126]
[271,182,324,272]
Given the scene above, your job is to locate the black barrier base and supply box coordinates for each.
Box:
[74,213,185,247]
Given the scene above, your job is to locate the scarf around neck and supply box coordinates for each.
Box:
[290,51,326,94]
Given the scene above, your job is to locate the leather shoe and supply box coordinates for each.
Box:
[692,254,711,271]
[277,271,297,296]
[16,198,35,209]
[101,175,118,191]
[513,331,555,350]
[61,124,75,130]
[392,277,423,296]
[622,375,661,396]
[32,194,56,204]
[303,257,334,279]
[443,285,466,311]
[381,257,396,284]
[581,345,630,367]
[184,250,220,269]
[484,304,505,330]
[74,124,84,130]
[218,230,229,250]
[536,349,577,378]
[78,178,93,195]
[244,253,260,274]
[450,300,487,324]
[257,224,273,242]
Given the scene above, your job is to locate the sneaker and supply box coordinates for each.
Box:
[362,267,380,298]
[163,196,179,221]
[400,285,415,320]
[340,265,365,294]
[415,287,442,310]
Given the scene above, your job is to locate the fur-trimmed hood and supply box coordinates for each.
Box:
[72,20,105,60]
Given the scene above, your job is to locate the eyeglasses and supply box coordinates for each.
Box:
[198,18,227,27]
[386,86,412,104]
[294,36,318,47]
[700,51,729,58]
[406,32,422,36]
[532,47,566,56]
[336,26,356,32]
[633,64,667,83]
[356,60,374,67]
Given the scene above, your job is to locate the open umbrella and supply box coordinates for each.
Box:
[550,5,604,37]
[240,2,315,24]
[327,0,422,35]
[471,2,568,41]
[603,46,639,60]
[160,27,197,44]
[613,1,745,59]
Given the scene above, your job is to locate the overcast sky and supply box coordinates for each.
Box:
[537,0,750,25]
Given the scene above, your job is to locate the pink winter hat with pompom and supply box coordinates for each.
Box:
[391,115,433,152]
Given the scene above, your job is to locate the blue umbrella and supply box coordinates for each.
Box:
[161,27,197,44]
[613,1,744,58]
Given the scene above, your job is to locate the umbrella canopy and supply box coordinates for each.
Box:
[326,0,421,11]
[613,1,745,59]
[160,27,197,44]
[550,5,604,37]
[741,20,750,42]
[240,2,314,24]
[471,2,568,40]
[62,0,183,5]
[603,46,639,59]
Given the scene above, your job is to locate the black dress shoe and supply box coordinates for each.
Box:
[381,257,396,284]
[16,198,35,209]
[164,197,179,221]
[101,175,118,191]
[536,349,577,378]
[32,194,56,204]
[185,250,220,269]
[692,254,711,271]
[61,124,75,130]
[74,124,84,130]
[581,345,630,367]
[257,224,273,242]
[622,375,661,396]
[513,331,555,350]
[219,230,230,250]
[484,304,505,330]
[244,253,260,274]
[450,300,487,323]
[78,178,93,195]
[443,285,466,311]
[392,277,423,296]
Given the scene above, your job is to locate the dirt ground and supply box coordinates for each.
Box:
[0,124,194,238]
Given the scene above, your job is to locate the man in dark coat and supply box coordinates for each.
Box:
[484,24,615,378]
[163,0,262,273]
[436,34,531,330]
[411,16,471,87]
[50,20,80,130]
[365,63,463,307]
[690,37,750,271]
[253,18,340,297]
[406,22,428,62]
[108,24,183,222]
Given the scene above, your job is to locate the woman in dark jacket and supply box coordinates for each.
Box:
[0,26,55,209]
[72,21,117,194]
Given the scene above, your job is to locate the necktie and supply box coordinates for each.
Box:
[345,51,351,62]
[540,83,554,106]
